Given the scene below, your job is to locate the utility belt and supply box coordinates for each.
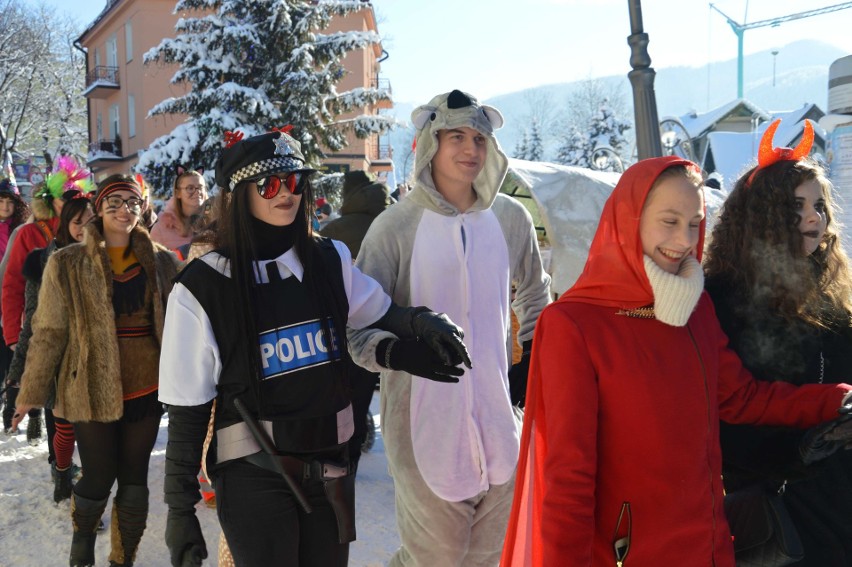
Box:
[241,451,349,482]
[239,451,356,544]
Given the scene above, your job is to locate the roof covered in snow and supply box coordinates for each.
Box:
[677,99,769,139]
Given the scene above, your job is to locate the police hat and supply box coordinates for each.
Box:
[215,130,315,192]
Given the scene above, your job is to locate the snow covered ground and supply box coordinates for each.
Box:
[0,394,399,566]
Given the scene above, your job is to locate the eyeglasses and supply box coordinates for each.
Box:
[104,195,143,213]
[180,185,204,195]
[255,172,307,199]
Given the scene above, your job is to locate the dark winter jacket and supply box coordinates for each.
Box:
[707,276,852,567]
[5,241,57,389]
[17,223,179,422]
[320,179,394,258]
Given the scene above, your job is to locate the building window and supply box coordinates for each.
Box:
[128,95,136,138]
[96,113,103,141]
[93,47,101,68]
[106,34,117,68]
[125,21,133,62]
[109,104,120,140]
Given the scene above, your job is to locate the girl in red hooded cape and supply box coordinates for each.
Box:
[500,156,852,566]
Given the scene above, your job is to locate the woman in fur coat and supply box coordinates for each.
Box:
[12,174,180,567]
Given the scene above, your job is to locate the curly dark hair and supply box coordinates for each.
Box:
[704,158,852,327]
[0,192,30,230]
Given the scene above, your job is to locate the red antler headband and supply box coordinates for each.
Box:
[747,119,814,186]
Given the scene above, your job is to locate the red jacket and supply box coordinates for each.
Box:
[2,218,58,345]
[501,157,852,566]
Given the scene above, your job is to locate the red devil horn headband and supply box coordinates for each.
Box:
[747,119,814,186]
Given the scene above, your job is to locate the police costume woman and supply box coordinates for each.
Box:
[158,128,471,567]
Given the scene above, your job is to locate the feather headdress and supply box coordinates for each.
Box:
[39,156,95,200]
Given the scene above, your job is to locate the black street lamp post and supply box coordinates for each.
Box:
[627,0,662,160]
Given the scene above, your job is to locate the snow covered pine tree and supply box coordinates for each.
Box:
[137,0,395,193]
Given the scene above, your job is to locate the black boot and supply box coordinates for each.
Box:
[26,408,42,446]
[53,463,75,503]
[107,485,149,567]
[3,386,18,434]
[70,492,109,567]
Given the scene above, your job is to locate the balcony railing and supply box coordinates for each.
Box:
[371,76,392,94]
[83,66,120,95]
[87,138,123,158]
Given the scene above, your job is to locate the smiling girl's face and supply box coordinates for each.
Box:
[640,174,704,274]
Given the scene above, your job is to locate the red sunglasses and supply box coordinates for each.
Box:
[255,172,307,199]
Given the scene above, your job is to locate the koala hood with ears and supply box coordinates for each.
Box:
[409,89,509,214]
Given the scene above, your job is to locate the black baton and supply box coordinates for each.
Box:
[232,397,312,513]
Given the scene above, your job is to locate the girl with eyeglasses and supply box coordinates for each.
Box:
[158,129,470,567]
[151,167,209,250]
[13,174,180,567]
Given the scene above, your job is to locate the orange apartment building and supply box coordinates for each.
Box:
[79,0,394,187]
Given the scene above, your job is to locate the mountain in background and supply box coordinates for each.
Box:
[384,39,847,181]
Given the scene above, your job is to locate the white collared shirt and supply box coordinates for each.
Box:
[158,239,390,406]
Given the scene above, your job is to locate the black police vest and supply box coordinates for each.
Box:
[176,241,350,455]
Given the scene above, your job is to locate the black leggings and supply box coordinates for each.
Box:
[72,414,160,500]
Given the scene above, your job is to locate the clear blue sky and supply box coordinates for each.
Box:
[43,0,851,104]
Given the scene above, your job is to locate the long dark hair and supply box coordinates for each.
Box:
[705,158,852,327]
[215,177,349,405]
[55,198,92,247]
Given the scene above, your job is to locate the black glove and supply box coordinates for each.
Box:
[508,341,532,408]
[371,303,472,369]
[377,338,465,383]
[410,310,472,369]
[166,510,208,567]
[164,403,212,567]
[799,412,852,465]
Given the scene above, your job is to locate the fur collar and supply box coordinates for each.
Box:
[82,222,163,300]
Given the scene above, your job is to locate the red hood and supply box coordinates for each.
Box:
[560,156,704,309]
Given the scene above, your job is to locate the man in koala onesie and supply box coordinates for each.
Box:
[348,90,551,566]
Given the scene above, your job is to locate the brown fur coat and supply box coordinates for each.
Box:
[17,223,179,422]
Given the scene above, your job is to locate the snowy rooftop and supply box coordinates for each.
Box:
[677,99,769,139]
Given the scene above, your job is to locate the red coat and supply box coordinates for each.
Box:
[2,218,58,346]
[501,157,852,566]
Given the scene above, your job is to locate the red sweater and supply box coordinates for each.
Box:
[2,218,58,345]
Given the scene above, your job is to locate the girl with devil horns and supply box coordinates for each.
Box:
[13,173,180,567]
[706,120,852,566]
[158,127,470,567]
[500,155,852,566]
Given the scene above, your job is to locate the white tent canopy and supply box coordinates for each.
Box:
[508,158,727,297]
